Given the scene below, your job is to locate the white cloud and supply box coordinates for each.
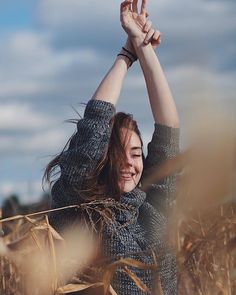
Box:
[166,64,236,103]
[0,136,12,150]
[0,103,53,130]
[26,128,68,152]
[0,31,100,98]
[0,127,69,154]
[37,0,117,27]
[0,102,71,155]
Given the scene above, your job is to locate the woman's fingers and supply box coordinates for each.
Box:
[132,0,138,13]
[152,30,162,44]
[120,0,132,14]
[143,20,152,33]
[144,29,161,45]
[140,0,148,16]
[144,28,155,45]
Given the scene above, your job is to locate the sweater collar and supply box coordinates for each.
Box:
[120,187,146,209]
[114,188,146,226]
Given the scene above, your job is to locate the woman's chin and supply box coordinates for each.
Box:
[119,180,138,193]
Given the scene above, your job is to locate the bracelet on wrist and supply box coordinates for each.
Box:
[117,53,133,68]
[122,46,138,61]
[117,46,138,68]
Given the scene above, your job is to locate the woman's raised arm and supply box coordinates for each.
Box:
[133,41,179,127]
[120,0,179,127]
[92,38,135,105]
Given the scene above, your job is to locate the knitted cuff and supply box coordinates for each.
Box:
[152,123,180,151]
[84,99,116,122]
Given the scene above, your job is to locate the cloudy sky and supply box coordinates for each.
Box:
[0,0,235,204]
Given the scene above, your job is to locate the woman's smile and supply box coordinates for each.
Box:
[120,171,136,180]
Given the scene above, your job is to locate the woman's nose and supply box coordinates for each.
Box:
[125,154,133,167]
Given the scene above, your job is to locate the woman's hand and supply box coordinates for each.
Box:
[143,19,162,50]
[120,0,147,39]
[120,0,161,49]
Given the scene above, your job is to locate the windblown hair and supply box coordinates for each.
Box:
[44,112,144,201]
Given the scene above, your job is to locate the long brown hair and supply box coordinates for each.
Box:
[44,112,144,201]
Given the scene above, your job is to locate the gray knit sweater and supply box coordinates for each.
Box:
[50,99,180,295]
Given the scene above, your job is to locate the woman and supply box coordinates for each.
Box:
[45,0,179,294]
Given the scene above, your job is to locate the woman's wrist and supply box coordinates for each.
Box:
[124,38,136,57]
[131,35,146,49]
[116,53,132,68]
[117,42,138,68]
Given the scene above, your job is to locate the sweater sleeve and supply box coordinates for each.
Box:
[143,123,180,215]
[49,99,115,230]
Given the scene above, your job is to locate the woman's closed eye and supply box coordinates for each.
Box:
[132,154,142,158]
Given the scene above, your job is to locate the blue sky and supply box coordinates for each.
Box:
[0,0,235,204]
[0,1,34,28]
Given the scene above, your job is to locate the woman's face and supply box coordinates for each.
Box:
[118,128,144,193]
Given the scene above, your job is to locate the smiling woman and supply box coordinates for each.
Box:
[45,0,179,294]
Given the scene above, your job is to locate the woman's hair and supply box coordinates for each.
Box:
[44,111,144,201]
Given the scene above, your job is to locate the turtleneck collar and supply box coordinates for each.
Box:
[113,188,146,227]
[120,187,146,209]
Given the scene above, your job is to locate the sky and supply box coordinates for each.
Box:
[0,0,235,205]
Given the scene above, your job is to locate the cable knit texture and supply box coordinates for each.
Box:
[49,99,180,294]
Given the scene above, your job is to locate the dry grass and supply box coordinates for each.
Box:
[177,203,236,295]
[0,203,157,295]
[1,192,236,295]
[176,106,236,294]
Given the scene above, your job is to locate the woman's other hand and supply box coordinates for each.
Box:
[121,0,161,50]
[143,19,162,50]
[120,0,148,39]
